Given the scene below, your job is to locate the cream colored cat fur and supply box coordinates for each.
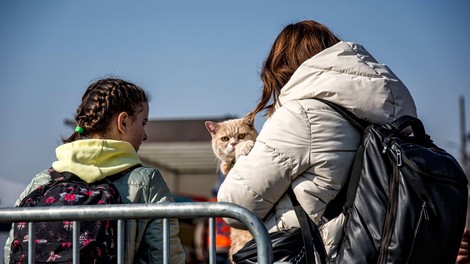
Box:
[205,117,258,263]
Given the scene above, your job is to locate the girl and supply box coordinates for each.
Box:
[4,77,185,263]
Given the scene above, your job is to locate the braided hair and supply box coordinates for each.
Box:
[64,78,150,143]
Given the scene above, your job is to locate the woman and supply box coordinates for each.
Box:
[4,78,185,263]
[217,20,417,260]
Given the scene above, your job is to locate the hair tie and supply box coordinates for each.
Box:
[75,126,84,134]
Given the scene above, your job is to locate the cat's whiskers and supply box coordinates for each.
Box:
[222,144,235,155]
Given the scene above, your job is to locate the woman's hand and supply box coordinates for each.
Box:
[457,228,470,264]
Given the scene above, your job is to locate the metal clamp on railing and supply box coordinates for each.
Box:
[0,202,273,264]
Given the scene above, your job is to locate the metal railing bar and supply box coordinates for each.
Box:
[208,217,216,264]
[163,218,170,264]
[28,222,35,264]
[117,219,124,264]
[73,221,80,264]
[0,202,273,264]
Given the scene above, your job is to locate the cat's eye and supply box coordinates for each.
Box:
[238,134,246,140]
[221,136,229,142]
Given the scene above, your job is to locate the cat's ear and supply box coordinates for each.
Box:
[242,115,255,128]
[205,121,218,136]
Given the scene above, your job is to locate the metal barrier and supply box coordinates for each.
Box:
[0,202,273,264]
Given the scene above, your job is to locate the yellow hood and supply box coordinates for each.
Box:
[52,139,142,183]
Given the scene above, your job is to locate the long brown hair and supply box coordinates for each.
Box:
[246,20,340,122]
[63,77,150,143]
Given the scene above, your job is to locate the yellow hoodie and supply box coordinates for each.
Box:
[52,139,142,183]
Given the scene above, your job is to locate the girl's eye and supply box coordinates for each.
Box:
[238,134,246,139]
[221,136,229,142]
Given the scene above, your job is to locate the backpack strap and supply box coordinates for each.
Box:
[49,169,81,182]
[314,99,368,221]
[388,115,429,145]
[287,187,327,264]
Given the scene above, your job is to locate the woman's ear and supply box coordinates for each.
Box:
[117,112,129,134]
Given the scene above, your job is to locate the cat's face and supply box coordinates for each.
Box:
[205,118,258,162]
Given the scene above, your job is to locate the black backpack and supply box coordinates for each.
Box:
[319,99,468,264]
[9,168,129,264]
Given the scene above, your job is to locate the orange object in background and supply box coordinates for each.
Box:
[208,197,231,250]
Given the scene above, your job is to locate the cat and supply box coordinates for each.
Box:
[205,117,258,263]
[205,117,258,175]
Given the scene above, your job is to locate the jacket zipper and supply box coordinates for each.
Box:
[377,156,400,264]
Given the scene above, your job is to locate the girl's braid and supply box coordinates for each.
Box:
[63,78,149,143]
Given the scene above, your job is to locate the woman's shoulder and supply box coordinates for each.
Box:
[271,99,332,126]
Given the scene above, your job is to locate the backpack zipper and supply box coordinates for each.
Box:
[377,156,400,264]
[405,202,430,263]
[389,143,402,167]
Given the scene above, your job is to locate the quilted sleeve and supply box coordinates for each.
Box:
[218,102,312,228]
[135,169,186,264]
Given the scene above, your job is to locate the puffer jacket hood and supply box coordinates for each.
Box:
[278,41,417,123]
[52,139,142,183]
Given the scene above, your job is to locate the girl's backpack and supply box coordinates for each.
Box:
[9,168,127,264]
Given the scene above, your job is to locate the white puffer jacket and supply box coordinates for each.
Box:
[217,41,417,256]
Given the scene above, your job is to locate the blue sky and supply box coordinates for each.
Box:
[1,1,469,201]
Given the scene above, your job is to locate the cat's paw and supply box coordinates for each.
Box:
[235,140,254,159]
